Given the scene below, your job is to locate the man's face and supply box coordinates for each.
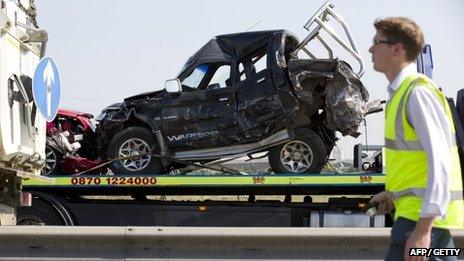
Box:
[369,31,396,73]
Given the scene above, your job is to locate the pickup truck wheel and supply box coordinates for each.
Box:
[269,129,327,174]
[107,127,161,174]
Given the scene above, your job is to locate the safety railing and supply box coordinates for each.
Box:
[291,1,365,77]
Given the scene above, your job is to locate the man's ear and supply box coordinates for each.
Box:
[392,43,406,59]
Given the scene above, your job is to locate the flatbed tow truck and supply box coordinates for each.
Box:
[19,172,386,227]
[11,2,389,227]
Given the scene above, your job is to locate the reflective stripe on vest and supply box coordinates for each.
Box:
[388,188,463,201]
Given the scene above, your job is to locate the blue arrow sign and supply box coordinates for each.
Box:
[33,57,61,121]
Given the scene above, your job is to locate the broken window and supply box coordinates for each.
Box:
[253,53,267,74]
[208,64,231,89]
[182,64,209,90]
[238,49,268,83]
[181,63,233,91]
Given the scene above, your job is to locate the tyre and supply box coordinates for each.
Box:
[17,200,64,225]
[43,145,62,176]
[268,128,327,174]
[107,126,161,174]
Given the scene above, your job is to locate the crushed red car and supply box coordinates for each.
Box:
[44,109,105,175]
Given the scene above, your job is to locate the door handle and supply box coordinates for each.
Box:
[257,77,265,84]
[219,97,229,101]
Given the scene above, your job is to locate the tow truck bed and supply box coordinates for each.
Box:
[22,173,385,196]
[18,173,387,227]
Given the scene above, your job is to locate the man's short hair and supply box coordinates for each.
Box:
[374,17,424,62]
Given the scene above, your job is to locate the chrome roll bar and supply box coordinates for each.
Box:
[291,2,365,77]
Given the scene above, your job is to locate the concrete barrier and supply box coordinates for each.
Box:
[0,226,462,260]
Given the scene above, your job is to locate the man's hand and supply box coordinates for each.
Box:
[369,191,394,214]
[403,217,434,261]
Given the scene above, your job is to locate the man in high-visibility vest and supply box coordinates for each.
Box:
[368,17,463,261]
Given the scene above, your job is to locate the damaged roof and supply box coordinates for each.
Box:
[190,30,295,63]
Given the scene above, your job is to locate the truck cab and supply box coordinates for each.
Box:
[0,0,48,225]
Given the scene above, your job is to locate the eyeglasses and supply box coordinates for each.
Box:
[372,39,397,46]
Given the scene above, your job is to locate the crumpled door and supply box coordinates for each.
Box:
[235,67,286,139]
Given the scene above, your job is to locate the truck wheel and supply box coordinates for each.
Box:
[268,129,327,174]
[43,145,62,176]
[107,126,161,175]
[17,200,64,225]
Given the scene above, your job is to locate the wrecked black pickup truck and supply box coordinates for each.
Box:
[95,2,371,175]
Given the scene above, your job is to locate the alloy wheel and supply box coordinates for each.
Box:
[279,140,314,173]
[118,138,152,171]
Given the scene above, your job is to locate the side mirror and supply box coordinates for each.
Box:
[165,79,182,93]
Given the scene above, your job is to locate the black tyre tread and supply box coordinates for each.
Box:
[107,126,161,174]
[268,128,327,174]
[17,199,64,225]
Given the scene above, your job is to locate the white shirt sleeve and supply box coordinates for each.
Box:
[406,87,452,218]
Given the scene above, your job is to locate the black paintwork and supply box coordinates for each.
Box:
[95,29,367,161]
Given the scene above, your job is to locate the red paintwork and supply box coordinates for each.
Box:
[46,109,94,135]
[47,109,105,175]
[60,156,105,174]
[57,108,94,132]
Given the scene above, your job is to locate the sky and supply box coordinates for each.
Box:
[34,0,464,160]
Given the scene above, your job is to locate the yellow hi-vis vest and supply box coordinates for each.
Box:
[385,73,464,229]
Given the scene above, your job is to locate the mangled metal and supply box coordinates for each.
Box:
[325,61,368,136]
[45,109,105,175]
[288,59,368,136]
[236,94,287,137]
